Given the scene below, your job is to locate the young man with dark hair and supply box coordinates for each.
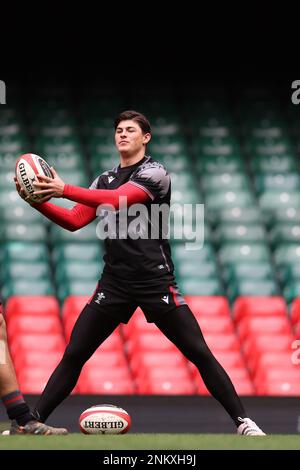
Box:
[15,110,265,436]
[0,301,67,435]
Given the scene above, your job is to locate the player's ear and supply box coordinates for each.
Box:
[143,133,151,145]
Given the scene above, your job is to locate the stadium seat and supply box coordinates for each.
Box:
[237,316,293,341]
[84,350,129,370]
[290,298,300,326]
[185,296,231,317]
[13,350,63,373]
[126,332,179,357]
[129,351,188,377]
[195,316,234,334]
[9,334,66,357]
[5,296,60,319]
[256,380,300,396]
[7,315,63,335]
[203,333,241,352]
[233,296,287,322]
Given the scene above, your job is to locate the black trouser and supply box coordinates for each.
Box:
[34,302,246,426]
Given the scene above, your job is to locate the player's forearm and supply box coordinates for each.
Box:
[63,182,150,209]
[33,202,96,231]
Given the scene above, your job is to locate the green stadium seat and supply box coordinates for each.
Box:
[171,188,200,204]
[259,191,300,213]
[247,136,292,156]
[269,225,300,246]
[196,154,245,174]
[219,243,270,265]
[52,169,89,187]
[0,242,49,263]
[227,279,279,302]
[55,261,102,283]
[158,154,191,172]
[178,278,222,296]
[283,281,300,304]
[1,202,44,224]
[269,208,300,228]
[0,190,22,209]
[175,260,217,279]
[279,265,300,285]
[50,222,99,243]
[171,243,215,264]
[274,244,300,267]
[214,224,266,245]
[0,170,15,189]
[1,279,54,299]
[1,223,47,242]
[57,279,98,302]
[202,173,249,192]
[223,262,274,284]
[0,152,21,171]
[250,154,298,173]
[205,190,254,211]
[169,172,198,191]
[216,207,262,226]
[255,173,300,193]
[1,262,51,282]
[52,243,102,263]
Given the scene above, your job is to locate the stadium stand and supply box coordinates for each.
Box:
[1,84,300,396]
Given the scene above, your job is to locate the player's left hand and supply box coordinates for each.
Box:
[33,167,65,200]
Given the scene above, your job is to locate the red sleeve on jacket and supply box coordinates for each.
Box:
[62,182,151,209]
[33,202,97,232]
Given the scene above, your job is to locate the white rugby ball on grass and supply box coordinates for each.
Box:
[79,404,131,435]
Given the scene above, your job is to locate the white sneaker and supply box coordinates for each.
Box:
[237,417,266,436]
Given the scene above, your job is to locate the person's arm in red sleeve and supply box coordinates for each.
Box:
[33,202,97,232]
[31,168,151,209]
[62,182,151,209]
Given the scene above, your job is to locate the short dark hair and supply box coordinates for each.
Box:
[114,110,151,134]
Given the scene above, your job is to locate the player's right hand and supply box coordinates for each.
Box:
[13,176,34,205]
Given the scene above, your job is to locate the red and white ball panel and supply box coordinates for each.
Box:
[15,153,53,202]
[79,404,131,435]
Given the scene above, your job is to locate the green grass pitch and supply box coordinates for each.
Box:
[0,432,300,450]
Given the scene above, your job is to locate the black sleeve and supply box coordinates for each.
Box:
[129,162,171,200]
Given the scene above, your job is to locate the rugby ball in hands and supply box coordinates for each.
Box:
[79,404,131,435]
[15,153,53,202]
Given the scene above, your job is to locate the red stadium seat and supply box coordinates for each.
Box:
[7,315,63,335]
[243,334,295,373]
[63,309,122,343]
[256,380,300,396]
[196,316,234,334]
[130,351,187,376]
[77,375,135,394]
[123,308,159,339]
[233,296,287,323]
[209,350,246,369]
[194,368,255,396]
[5,296,60,319]
[62,296,90,318]
[137,377,195,395]
[237,316,292,342]
[290,299,300,327]
[84,350,129,370]
[17,367,55,393]
[255,367,300,385]
[203,333,242,352]
[80,366,133,384]
[185,296,231,317]
[9,334,65,357]
[13,350,63,372]
[126,332,178,357]
[252,351,296,374]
